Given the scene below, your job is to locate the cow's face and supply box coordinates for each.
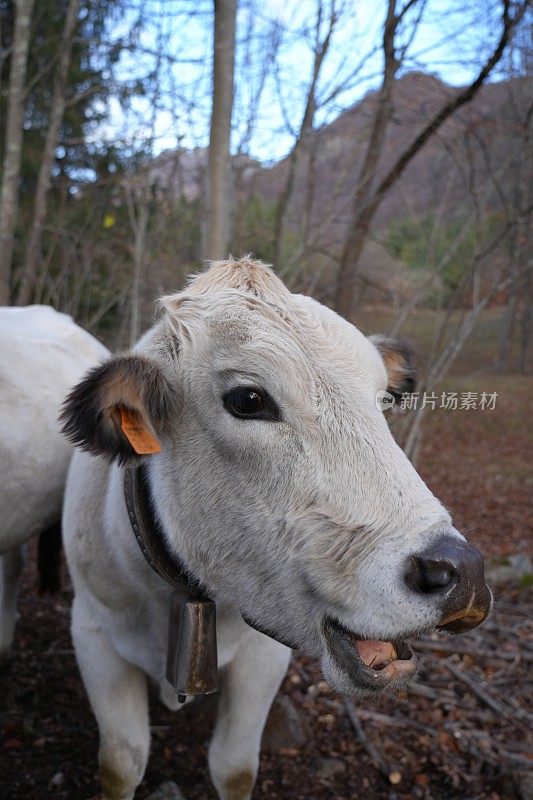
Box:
[61,259,491,696]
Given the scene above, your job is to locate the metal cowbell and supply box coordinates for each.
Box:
[166,591,218,699]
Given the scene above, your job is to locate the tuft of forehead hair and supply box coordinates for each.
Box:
[155,257,309,348]
[171,256,291,305]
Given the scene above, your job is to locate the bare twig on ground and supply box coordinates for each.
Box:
[406,681,439,699]
[413,638,533,662]
[343,699,393,778]
[358,709,438,736]
[442,659,512,718]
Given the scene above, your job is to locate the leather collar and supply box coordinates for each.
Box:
[124,464,208,601]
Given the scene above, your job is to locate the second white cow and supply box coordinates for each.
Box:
[61,258,491,800]
[0,305,106,662]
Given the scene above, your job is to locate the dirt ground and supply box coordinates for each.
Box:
[417,375,533,558]
[1,378,532,800]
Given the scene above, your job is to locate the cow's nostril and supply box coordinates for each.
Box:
[405,556,456,594]
[405,535,491,631]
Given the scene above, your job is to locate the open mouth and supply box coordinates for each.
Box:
[322,616,418,693]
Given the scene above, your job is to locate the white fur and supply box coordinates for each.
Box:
[63,259,464,800]
[0,305,106,658]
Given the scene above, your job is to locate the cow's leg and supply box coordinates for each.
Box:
[208,633,291,800]
[72,598,149,800]
[37,521,62,594]
[0,545,26,664]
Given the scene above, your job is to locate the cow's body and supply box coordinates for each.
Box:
[61,259,491,800]
[0,306,106,659]
[64,449,290,800]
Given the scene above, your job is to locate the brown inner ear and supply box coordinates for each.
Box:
[374,341,412,394]
[119,406,161,455]
[381,355,405,394]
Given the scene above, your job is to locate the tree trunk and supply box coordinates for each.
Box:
[498,96,531,372]
[334,0,524,319]
[299,132,318,250]
[16,0,80,306]
[125,183,151,346]
[0,0,35,305]
[497,262,519,371]
[204,0,236,260]
[518,267,531,374]
[334,0,399,318]
[274,1,336,267]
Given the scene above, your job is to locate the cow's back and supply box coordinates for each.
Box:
[0,306,108,549]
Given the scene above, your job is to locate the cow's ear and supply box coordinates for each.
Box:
[370,335,417,401]
[60,354,175,464]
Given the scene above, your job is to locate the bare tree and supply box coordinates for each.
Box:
[497,43,532,373]
[15,0,80,306]
[334,0,528,318]
[518,266,532,373]
[124,179,151,345]
[0,0,35,305]
[273,0,338,267]
[386,184,532,464]
[232,11,282,254]
[205,0,237,260]
[401,258,531,463]
[332,0,404,312]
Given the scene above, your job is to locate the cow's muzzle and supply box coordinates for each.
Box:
[404,535,492,633]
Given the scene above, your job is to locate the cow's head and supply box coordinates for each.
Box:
[61,258,491,696]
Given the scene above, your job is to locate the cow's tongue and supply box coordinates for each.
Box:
[355,639,398,670]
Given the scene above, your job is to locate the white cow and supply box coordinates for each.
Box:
[0,305,107,662]
[61,258,491,800]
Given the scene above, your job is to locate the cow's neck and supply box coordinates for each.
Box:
[123,464,293,702]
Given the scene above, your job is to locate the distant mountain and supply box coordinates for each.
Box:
[147,147,258,202]
[253,71,530,230]
[146,72,530,303]
[248,71,531,302]
[148,72,530,229]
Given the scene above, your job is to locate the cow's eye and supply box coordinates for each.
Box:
[223,386,280,421]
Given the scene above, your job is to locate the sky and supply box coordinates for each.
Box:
[94,0,508,164]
